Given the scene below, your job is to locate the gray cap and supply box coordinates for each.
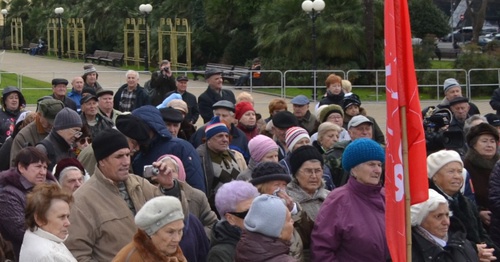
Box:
[290,95,310,105]
[347,115,373,129]
[37,99,65,124]
[135,196,185,236]
[212,100,235,112]
[205,68,223,79]
[443,78,460,93]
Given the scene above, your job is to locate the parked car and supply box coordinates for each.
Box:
[443,26,498,42]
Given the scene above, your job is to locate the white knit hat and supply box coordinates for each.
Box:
[426,150,463,179]
[410,189,448,226]
[135,196,184,236]
[285,126,310,152]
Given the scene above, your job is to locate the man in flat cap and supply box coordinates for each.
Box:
[159,107,184,138]
[165,75,200,125]
[448,96,471,133]
[291,94,317,135]
[149,60,177,106]
[80,93,114,138]
[198,69,236,123]
[50,78,77,111]
[97,89,123,123]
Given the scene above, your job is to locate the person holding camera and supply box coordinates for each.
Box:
[149,60,177,106]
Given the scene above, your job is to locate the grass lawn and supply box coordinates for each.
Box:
[0,73,52,104]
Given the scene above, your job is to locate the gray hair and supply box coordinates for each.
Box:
[410,189,449,226]
[125,70,139,80]
[317,122,341,142]
[463,114,487,136]
[59,166,84,184]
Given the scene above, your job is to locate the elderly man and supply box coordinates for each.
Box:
[149,60,176,105]
[324,115,378,187]
[448,96,471,132]
[97,89,122,123]
[190,100,250,162]
[65,129,182,261]
[270,111,299,160]
[198,69,236,123]
[166,75,200,124]
[113,70,150,112]
[160,107,184,138]
[67,76,85,112]
[50,78,77,110]
[196,116,247,209]
[437,78,479,115]
[82,64,103,92]
[10,99,64,167]
[291,95,317,135]
[80,93,114,138]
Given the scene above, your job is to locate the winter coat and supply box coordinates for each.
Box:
[113,84,151,112]
[324,140,351,187]
[236,158,257,181]
[178,213,210,262]
[113,229,186,262]
[178,181,218,237]
[10,120,48,167]
[464,147,499,212]
[80,113,115,139]
[235,230,297,262]
[297,111,318,136]
[488,161,500,249]
[131,105,206,193]
[198,86,236,123]
[207,221,241,262]
[149,71,176,106]
[65,167,162,262]
[67,89,82,112]
[165,90,200,124]
[0,108,22,145]
[83,82,103,93]
[311,177,388,261]
[51,94,77,111]
[0,168,57,258]
[19,228,76,262]
[287,181,329,222]
[35,131,76,171]
[236,123,259,142]
[318,91,345,107]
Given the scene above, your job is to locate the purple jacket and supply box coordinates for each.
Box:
[311,176,389,261]
[0,168,56,257]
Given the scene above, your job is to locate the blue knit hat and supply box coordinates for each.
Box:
[342,138,385,172]
[205,116,229,140]
[244,194,287,238]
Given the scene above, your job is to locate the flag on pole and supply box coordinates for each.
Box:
[384,0,429,260]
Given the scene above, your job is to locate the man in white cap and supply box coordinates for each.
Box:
[437,78,479,115]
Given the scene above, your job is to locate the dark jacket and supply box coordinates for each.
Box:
[0,168,56,258]
[149,71,176,106]
[80,113,115,139]
[235,230,297,262]
[198,86,236,123]
[324,140,351,187]
[490,87,500,115]
[488,161,500,249]
[0,108,22,145]
[166,90,200,124]
[207,221,242,262]
[437,99,480,116]
[179,213,210,262]
[130,105,206,193]
[51,94,77,111]
[464,147,499,212]
[318,91,345,107]
[35,131,76,171]
[113,84,151,112]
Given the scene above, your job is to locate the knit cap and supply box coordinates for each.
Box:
[248,135,278,163]
[135,196,184,236]
[289,145,324,176]
[342,94,361,110]
[83,64,97,76]
[342,138,385,173]
[251,162,291,185]
[205,116,229,140]
[427,150,462,179]
[285,126,310,151]
[443,78,460,94]
[54,158,85,181]
[318,104,344,123]
[92,129,130,162]
[53,108,82,131]
[235,101,255,120]
[244,194,287,238]
[410,189,448,226]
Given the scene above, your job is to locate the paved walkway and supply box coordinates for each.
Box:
[0,51,494,131]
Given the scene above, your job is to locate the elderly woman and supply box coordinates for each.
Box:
[235,194,296,262]
[311,138,388,261]
[312,122,340,154]
[53,158,87,193]
[235,101,259,141]
[0,147,57,258]
[19,184,76,261]
[279,126,311,174]
[463,123,499,228]
[113,196,187,261]
[237,135,279,181]
[208,181,259,261]
[428,150,499,255]
[265,98,288,123]
[314,104,350,142]
[0,87,26,145]
[411,188,491,262]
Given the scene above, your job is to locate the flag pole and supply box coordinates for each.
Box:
[400,105,412,262]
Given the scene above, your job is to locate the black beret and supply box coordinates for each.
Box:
[159,107,184,123]
[449,96,469,107]
[272,111,298,129]
[52,78,69,86]
[115,114,151,144]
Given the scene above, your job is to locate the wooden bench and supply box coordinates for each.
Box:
[84,50,109,64]
[98,52,124,67]
[22,43,47,55]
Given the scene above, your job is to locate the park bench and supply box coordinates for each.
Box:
[192,63,233,81]
[22,43,47,55]
[84,50,109,64]
[98,52,125,67]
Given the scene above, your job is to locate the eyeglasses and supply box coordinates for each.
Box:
[327,115,343,120]
[300,168,323,176]
[78,137,92,144]
[228,210,249,219]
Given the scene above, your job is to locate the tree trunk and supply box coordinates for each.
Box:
[466,0,488,43]
[364,0,375,69]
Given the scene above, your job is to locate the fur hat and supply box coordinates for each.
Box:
[289,145,324,176]
[53,108,82,131]
[426,150,463,179]
[135,196,184,236]
[466,122,499,146]
[92,129,130,162]
[342,138,385,173]
[83,64,97,76]
[285,126,310,152]
[410,189,448,226]
[251,162,291,185]
[248,135,278,163]
[235,102,255,120]
[244,194,288,238]
[318,104,344,123]
[205,116,229,140]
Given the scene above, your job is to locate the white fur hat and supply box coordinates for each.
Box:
[426,150,463,179]
[135,196,184,236]
[411,189,448,226]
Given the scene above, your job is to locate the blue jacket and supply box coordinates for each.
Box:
[131,105,206,193]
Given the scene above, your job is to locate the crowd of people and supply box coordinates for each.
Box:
[0,63,500,262]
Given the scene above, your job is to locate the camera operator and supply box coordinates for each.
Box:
[423,107,466,156]
[150,60,176,106]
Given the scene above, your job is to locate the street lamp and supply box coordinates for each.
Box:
[302,0,325,98]
[139,4,153,71]
[54,7,64,59]
[1,9,7,50]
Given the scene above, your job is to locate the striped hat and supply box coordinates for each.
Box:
[285,126,310,152]
[205,116,229,140]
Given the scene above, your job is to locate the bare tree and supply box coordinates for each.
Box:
[466,0,488,43]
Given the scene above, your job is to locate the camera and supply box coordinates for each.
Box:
[423,107,464,155]
[143,165,159,178]
[163,67,170,72]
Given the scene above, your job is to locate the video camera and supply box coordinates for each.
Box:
[423,107,464,154]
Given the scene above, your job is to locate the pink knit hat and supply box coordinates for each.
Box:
[285,127,310,151]
[156,154,186,182]
[248,135,279,163]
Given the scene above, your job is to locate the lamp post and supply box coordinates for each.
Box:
[302,0,325,99]
[139,4,153,72]
[54,7,64,59]
[1,9,7,50]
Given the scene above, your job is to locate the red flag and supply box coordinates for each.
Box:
[384,0,429,260]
